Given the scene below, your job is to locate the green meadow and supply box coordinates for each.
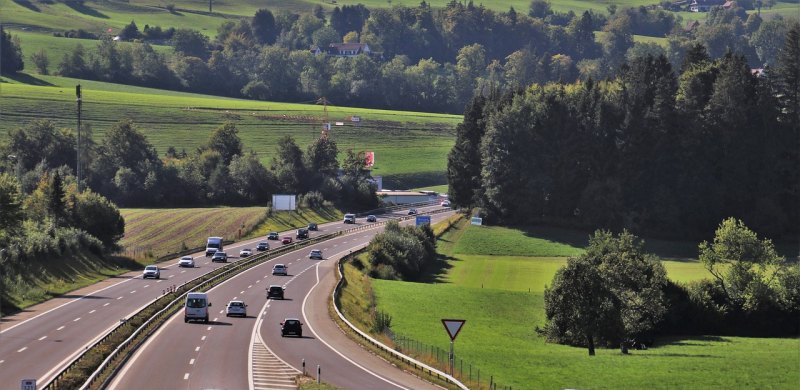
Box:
[370,218,799,389]
[0,77,459,188]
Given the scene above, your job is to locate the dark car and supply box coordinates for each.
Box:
[366,215,377,222]
[267,285,284,300]
[211,251,228,263]
[267,232,279,240]
[281,236,293,245]
[296,228,309,239]
[256,242,270,251]
[408,208,418,215]
[307,223,318,231]
[280,318,303,337]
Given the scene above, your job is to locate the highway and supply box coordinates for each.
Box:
[107,210,453,390]
[0,205,445,389]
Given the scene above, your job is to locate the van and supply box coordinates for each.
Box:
[206,236,223,257]
[343,213,356,224]
[185,292,212,323]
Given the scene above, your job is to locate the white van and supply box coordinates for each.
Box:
[343,213,356,224]
[185,292,212,323]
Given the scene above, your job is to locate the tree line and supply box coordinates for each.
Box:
[447,23,799,241]
[4,2,796,114]
[0,119,379,209]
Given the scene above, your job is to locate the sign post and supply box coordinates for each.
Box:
[21,379,36,390]
[415,215,431,226]
[441,319,466,376]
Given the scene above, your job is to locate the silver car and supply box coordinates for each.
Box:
[178,256,195,267]
[225,300,247,317]
[142,265,160,279]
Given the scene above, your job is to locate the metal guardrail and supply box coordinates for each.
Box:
[46,207,447,389]
[331,209,469,390]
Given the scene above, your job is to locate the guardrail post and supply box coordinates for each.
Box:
[302,359,306,375]
[317,365,321,383]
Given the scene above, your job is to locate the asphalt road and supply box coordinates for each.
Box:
[108,210,454,390]
[0,205,444,389]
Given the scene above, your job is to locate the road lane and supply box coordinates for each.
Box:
[109,210,452,390]
[0,206,441,387]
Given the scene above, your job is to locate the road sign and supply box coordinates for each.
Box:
[441,319,466,341]
[415,215,431,226]
[21,379,36,390]
[470,216,483,226]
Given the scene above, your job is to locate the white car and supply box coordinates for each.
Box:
[240,248,252,257]
[178,256,195,267]
[142,265,160,279]
[225,300,247,317]
[272,264,288,276]
[441,200,451,207]
[309,249,323,260]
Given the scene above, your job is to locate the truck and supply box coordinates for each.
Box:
[206,237,223,256]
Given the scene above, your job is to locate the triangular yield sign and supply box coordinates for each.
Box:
[441,319,466,341]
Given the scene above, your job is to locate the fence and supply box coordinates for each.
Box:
[392,335,513,390]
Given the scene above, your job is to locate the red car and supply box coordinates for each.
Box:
[281,236,293,244]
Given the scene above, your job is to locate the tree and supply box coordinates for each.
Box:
[270,136,306,194]
[305,135,339,180]
[775,22,799,126]
[528,0,552,19]
[542,230,668,353]
[119,20,141,41]
[342,31,359,43]
[30,49,49,75]
[544,257,621,356]
[205,122,242,164]
[1,26,24,74]
[172,29,210,59]
[57,43,89,78]
[0,173,24,244]
[71,190,125,248]
[699,218,784,312]
[447,95,486,207]
[252,8,278,45]
[228,152,275,204]
[312,26,340,49]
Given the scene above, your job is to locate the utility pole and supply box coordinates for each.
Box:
[76,84,82,193]
[316,97,331,138]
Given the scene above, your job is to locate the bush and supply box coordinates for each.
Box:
[299,191,326,209]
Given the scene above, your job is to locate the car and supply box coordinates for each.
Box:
[267,232,279,240]
[281,236,293,245]
[280,318,303,337]
[366,215,377,222]
[272,264,288,276]
[142,265,160,279]
[256,242,270,251]
[408,208,418,215]
[441,200,451,207]
[239,248,252,257]
[225,300,247,317]
[267,285,284,299]
[211,251,228,263]
[307,223,318,231]
[308,249,323,260]
[343,213,356,224]
[178,256,195,268]
[296,228,309,239]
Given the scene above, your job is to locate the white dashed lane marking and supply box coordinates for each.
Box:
[189,358,195,365]
[117,297,123,300]
[201,336,206,341]
[89,310,96,314]
[130,290,136,294]
[73,318,81,322]
[184,373,190,380]
[17,347,27,353]
[103,303,110,307]
[38,336,47,341]
[144,285,150,288]
[57,326,65,331]
[195,347,200,352]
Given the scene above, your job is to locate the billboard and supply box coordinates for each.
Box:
[272,194,297,211]
[365,151,375,167]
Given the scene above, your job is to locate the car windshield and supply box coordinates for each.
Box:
[229,302,243,307]
[145,266,157,270]
[187,298,205,308]
[285,320,299,325]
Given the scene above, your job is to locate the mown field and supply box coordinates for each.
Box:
[119,206,341,259]
[368,218,800,389]
[0,77,459,188]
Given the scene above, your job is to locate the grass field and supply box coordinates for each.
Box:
[119,206,342,259]
[363,216,799,389]
[0,77,459,188]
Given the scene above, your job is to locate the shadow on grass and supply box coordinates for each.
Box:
[13,0,40,12]
[63,0,108,19]
[2,72,55,86]
[383,172,447,190]
[417,255,456,284]
[659,335,730,347]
